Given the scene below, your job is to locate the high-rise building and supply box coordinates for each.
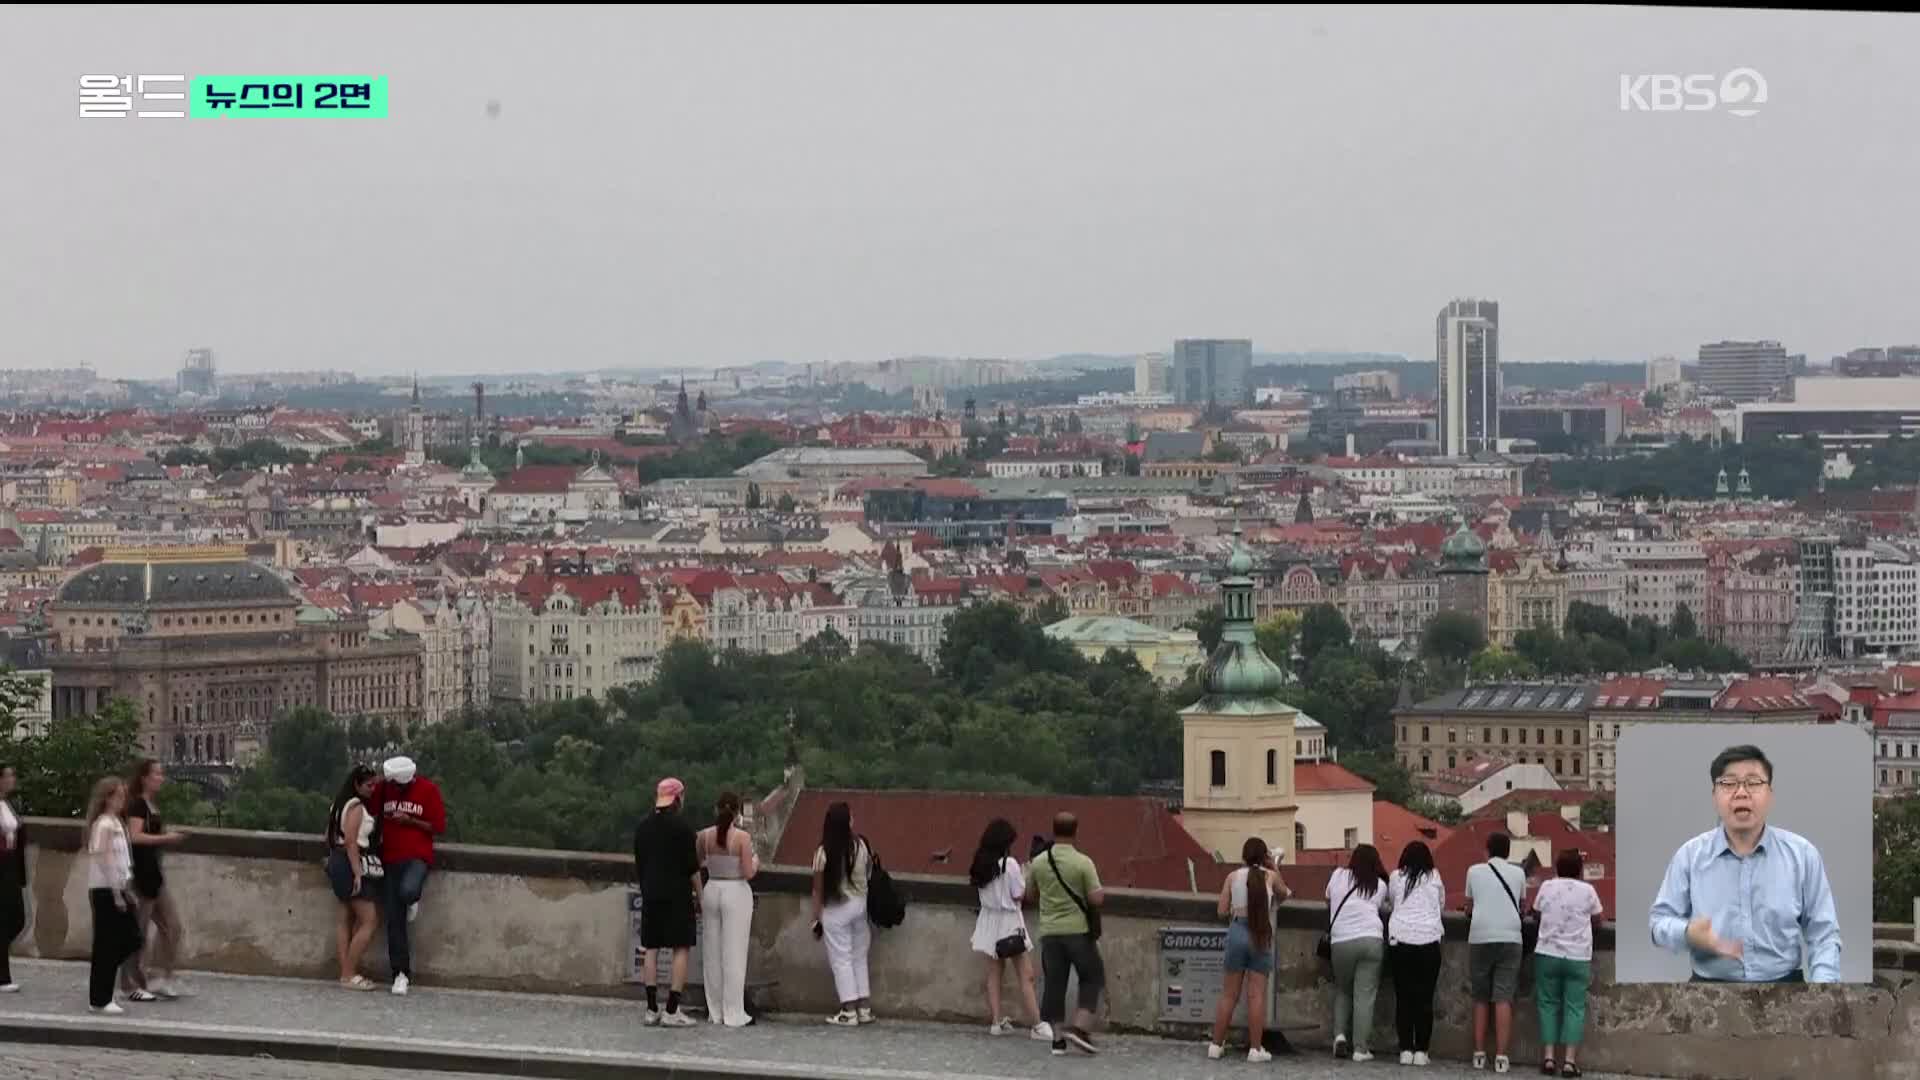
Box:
[1134,352,1169,397]
[1834,345,1920,378]
[1435,298,1500,456]
[1173,339,1252,407]
[1646,354,1683,391]
[1697,340,1789,402]
[177,348,217,397]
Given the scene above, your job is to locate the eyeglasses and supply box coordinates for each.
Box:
[1713,777,1771,793]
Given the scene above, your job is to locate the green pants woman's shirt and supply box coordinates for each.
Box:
[1330,937,1385,1054]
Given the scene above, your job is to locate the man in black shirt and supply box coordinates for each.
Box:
[633,777,700,1027]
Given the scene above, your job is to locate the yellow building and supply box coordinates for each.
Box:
[1043,615,1204,684]
[1487,552,1569,647]
[1178,534,1298,863]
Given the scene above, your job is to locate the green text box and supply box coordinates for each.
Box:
[191,76,387,118]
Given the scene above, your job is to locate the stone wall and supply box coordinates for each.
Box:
[15,819,1918,1080]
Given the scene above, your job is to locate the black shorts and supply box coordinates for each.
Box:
[640,897,696,949]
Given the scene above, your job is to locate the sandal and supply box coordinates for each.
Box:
[341,975,377,991]
[1542,1059,1556,1075]
[1561,1065,1582,1078]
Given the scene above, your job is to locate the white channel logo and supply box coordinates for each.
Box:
[1619,68,1767,118]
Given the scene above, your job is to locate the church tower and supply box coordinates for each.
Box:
[1179,530,1299,864]
[404,374,427,468]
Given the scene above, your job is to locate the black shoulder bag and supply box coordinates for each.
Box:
[1317,884,1358,960]
[862,836,907,929]
[1046,847,1100,942]
[1489,861,1538,954]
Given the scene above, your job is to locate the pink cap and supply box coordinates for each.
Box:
[655,777,685,807]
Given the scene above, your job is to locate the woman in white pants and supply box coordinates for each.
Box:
[809,801,873,1026]
[696,792,759,1027]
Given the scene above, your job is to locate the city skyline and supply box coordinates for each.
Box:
[3,7,1919,377]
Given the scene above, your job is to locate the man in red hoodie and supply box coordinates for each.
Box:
[376,755,446,996]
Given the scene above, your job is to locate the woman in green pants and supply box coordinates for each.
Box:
[1323,844,1389,1062]
[1529,849,1606,1078]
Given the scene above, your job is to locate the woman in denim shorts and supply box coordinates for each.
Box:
[1207,838,1292,1063]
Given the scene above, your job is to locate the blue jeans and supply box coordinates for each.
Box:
[1225,918,1274,975]
[384,860,430,977]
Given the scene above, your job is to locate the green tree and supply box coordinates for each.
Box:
[1254,611,1302,668]
[1028,596,1070,628]
[1342,749,1420,806]
[745,482,762,510]
[1421,611,1486,667]
[1298,604,1353,662]
[267,707,349,793]
[6,697,141,817]
[1184,606,1226,654]
[776,493,798,514]
[1671,602,1699,641]
[1874,795,1920,922]
[1580,793,1616,829]
[1469,647,1538,683]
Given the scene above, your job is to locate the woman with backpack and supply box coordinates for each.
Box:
[324,764,383,990]
[809,801,874,1027]
[968,818,1048,1041]
[1207,837,1291,1063]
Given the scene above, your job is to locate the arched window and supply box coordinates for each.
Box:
[1265,748,1278,786]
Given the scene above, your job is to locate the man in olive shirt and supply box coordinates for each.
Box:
[1025,812,1105,1056]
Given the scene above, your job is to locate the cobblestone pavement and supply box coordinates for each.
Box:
[0,960,1660,1080]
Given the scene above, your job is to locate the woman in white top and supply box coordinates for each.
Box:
[1383,840,1447,1066]
[1324,843,1390,1063]
[1528,849,1606,1079]
[809,801,874,1027]
[1207,837,1291,1064]
[966,818,1046,1041]
[324,765,383,990]
[696,792,760,1028]
[85,776,141,1014]
[0,764,26,993]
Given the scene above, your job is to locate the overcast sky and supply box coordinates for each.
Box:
[2,5,1916,378]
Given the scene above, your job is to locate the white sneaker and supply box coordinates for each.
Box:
[1401,1051,1416,1065]
[1206,1042,1224,1060]
[0,983,18,993]
[644,1009,662,1026]
[659,1009,697,1028]
[825,1009,859,1026]
[91,1002,125,1015]
[1333,1036,1350,1059]
[1494,1056,1510,1075]
[408,902,420,923]
[1030,1022,1054,1041]
[1413,1052,1431,1066]
[856,1006,875,1025]
[989,1018,1016,1036]
[1352,1050,1375,1063]
[390,974,410,996]
[1248,1047,1273,1064]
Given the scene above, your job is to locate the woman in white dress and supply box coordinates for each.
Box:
[967,818,1048,1040]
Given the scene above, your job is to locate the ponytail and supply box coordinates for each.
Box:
[714,791,741,849]
[1247,865,1273,951]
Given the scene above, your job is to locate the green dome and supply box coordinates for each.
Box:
[1205,640,1288,697]
[1442,523,1486,560]
[1226,536,1255,576]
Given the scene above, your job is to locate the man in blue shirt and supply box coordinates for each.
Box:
[1648,745,1842,983]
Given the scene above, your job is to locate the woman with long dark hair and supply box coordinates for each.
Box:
[1385,840,1446,1066]
[967,818,1045,1040]
[0,763,25,993]
[1325,843,1389,1062]
[1207,837,1292,1062]
[324,764,382,990]
[120,759,186,1002]
[696,791,759,1027]
[809,801,873,1026]
[85,776,141,1014]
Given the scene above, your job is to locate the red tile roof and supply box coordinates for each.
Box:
[1370,800,1455,867]
[492,465,579,495]
[513,571,651,610]
[1295,762,1375,794]
[1429,812,1615,914]
[1591,676,1668,710]
[1471,789,1602,820]
[771,789,1230,892]
[1715,676,1811,713]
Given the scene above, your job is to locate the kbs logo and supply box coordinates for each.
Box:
[1619,68,1767,117]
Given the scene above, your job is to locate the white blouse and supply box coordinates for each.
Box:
[88,815,132,892]
[1325,867,1390,944]
[1386,868,1447,946]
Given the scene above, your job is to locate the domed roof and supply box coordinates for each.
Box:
[1204,639,1288,697]
[58,560,293,606]
[1442,522,1486,558]
[1225,536,1255,576]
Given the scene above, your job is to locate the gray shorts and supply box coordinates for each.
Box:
[1469,942,1523,1002]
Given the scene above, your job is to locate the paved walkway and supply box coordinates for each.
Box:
[0,960,1660,1080]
